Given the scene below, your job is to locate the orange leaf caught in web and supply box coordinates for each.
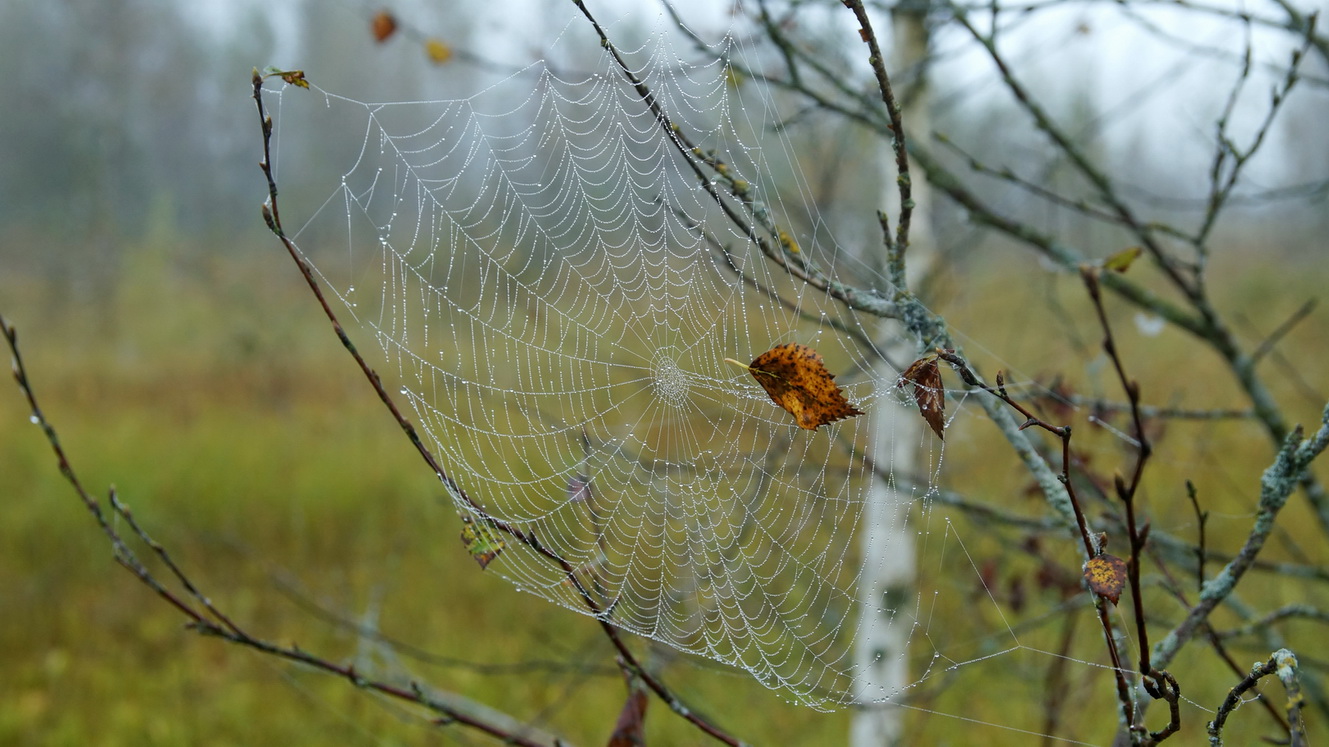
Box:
[898,353,946,440]
[371,10,398,43]
[727,343,863,431]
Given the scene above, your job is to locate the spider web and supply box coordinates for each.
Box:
[265,4,1094,721]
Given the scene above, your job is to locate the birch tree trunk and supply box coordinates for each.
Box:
[851,6,934,746]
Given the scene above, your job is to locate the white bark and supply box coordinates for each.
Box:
[851,8,934,746]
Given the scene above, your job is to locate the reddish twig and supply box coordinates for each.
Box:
[1080,269,1162,692]
[935,349,1142,731]
[936,352,1094,556]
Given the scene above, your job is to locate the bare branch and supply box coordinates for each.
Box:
[1208,649,1308,747]
[1152,405,1329,670]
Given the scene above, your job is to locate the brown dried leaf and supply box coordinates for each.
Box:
[606,681,648,747]
[737,343,863,430]
[898,354,945,440]
[371,10,398,43]
[279,70,308,88]
[1084,553,1127,605]
[261,67,310,89]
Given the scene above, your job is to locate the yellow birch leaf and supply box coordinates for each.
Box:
[1103,246,1143,273]
[425,38,453,64]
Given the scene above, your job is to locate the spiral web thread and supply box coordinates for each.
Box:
[268,10,1032,714]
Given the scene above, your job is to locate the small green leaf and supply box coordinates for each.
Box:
[459,514,505,570]
[1103,246,1143,273]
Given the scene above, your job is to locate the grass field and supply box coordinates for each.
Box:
[2,232,1326,745]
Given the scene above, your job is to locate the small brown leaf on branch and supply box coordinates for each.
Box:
[371,11,398,43]
[726,343,863,430]
[1084,553,1127,604]
[261,67,310,89]
[898,353,945,440]
[459,514,504,570]
[280,70,309,89]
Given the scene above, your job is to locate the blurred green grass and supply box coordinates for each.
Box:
[0,239,851,745]
[2,232,1326,745]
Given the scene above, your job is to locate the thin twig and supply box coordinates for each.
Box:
[1153,405,1329,671]
[937,351,1095,555]
[1185,481,1208,594]
[1214,604,1329,640]
[934,347,1141,729]
[1081,269,1157,688]
[842,0,915,279]
[1249,298,1318,368]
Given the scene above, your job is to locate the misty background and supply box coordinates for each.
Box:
[2,0,1325,301]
